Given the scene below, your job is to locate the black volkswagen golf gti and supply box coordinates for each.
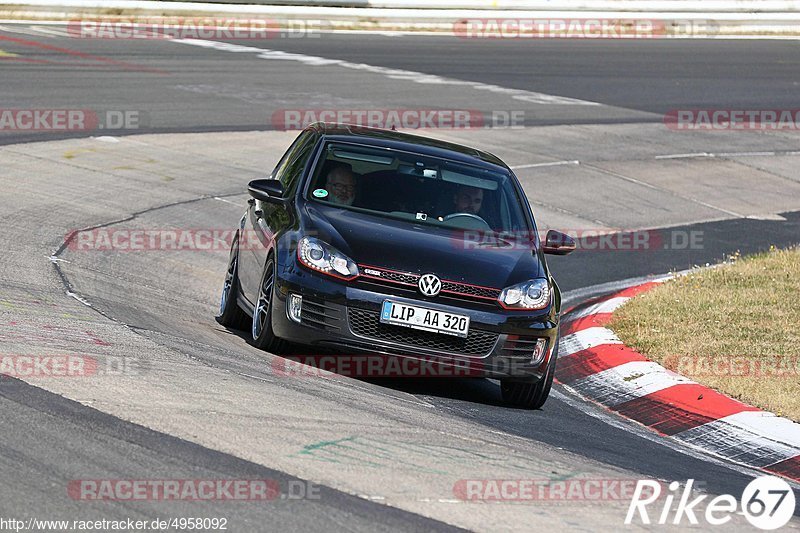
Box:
[217,123,575,409]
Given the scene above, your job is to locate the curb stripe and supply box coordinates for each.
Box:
[568,361,694,407]
[674,413,800,471]
[764,456,800,482]
[558,279,800,482]
[611,384,759,436]
[715,411,800,450]
[563,296,629,322]
[611,281,662,299]
[560,313,614,336]
[559,279,662,323]
[556,344,648,384]
[558,327,621,358]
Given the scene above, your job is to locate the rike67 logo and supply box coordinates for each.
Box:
[626,476,796,530]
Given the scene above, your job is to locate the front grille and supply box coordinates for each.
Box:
[358,265,500,302]
[441,281,500,299]
[347,308,498,357]
[371,270,417,285]
[300,299,342,331]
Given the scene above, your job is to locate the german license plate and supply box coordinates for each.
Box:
[380,301,470,338]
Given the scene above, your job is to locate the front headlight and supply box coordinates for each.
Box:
[297,236,359,280]
[498,279,550,310]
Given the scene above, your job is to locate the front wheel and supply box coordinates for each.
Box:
[500,335,559,409]
[216,235,249,330]
[251,256,286,353]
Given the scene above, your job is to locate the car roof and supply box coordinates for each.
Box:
[306,122,510,172]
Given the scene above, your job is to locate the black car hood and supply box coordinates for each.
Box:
[303,203,544,289]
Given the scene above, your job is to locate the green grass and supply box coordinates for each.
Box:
[609,247,800,421]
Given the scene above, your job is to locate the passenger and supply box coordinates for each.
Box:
[325,163,356,206]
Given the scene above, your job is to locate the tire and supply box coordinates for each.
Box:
[216,234,249,330]
[500,334,559,410]
[250,255,287,353]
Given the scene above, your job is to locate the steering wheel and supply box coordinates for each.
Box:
[442,212,492,230]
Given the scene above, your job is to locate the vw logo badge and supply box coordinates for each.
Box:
[418,273,442,297]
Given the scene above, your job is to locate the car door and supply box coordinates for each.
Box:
[239,130,319,305]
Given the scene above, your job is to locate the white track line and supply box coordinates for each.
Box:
[171,38,601,106]
[0,23,59,37]
[654,152,712,160]
[584,162,747,218]
[510,160,580,170]
[562,296,630,321]
[27,24,73,37]
[561,273,675,310]
[656,150,800,160]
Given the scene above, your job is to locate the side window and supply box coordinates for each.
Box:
[272,130,317,198]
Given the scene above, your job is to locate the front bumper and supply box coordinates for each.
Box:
[271,262,560,381]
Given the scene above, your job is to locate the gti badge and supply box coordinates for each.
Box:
[418,273,442,297]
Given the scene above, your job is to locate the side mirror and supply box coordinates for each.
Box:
[542,230,576,255]
[248,179,285,204]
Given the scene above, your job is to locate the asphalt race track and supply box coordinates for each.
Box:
[1,24,800,531]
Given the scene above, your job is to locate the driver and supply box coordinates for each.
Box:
[452,185,483,215]
[325,163,356,206]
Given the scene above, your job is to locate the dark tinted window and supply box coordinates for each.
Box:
[307,141,528,233]
[273,130,317,197]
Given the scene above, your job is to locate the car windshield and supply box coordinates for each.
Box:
[306,141,530,233]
